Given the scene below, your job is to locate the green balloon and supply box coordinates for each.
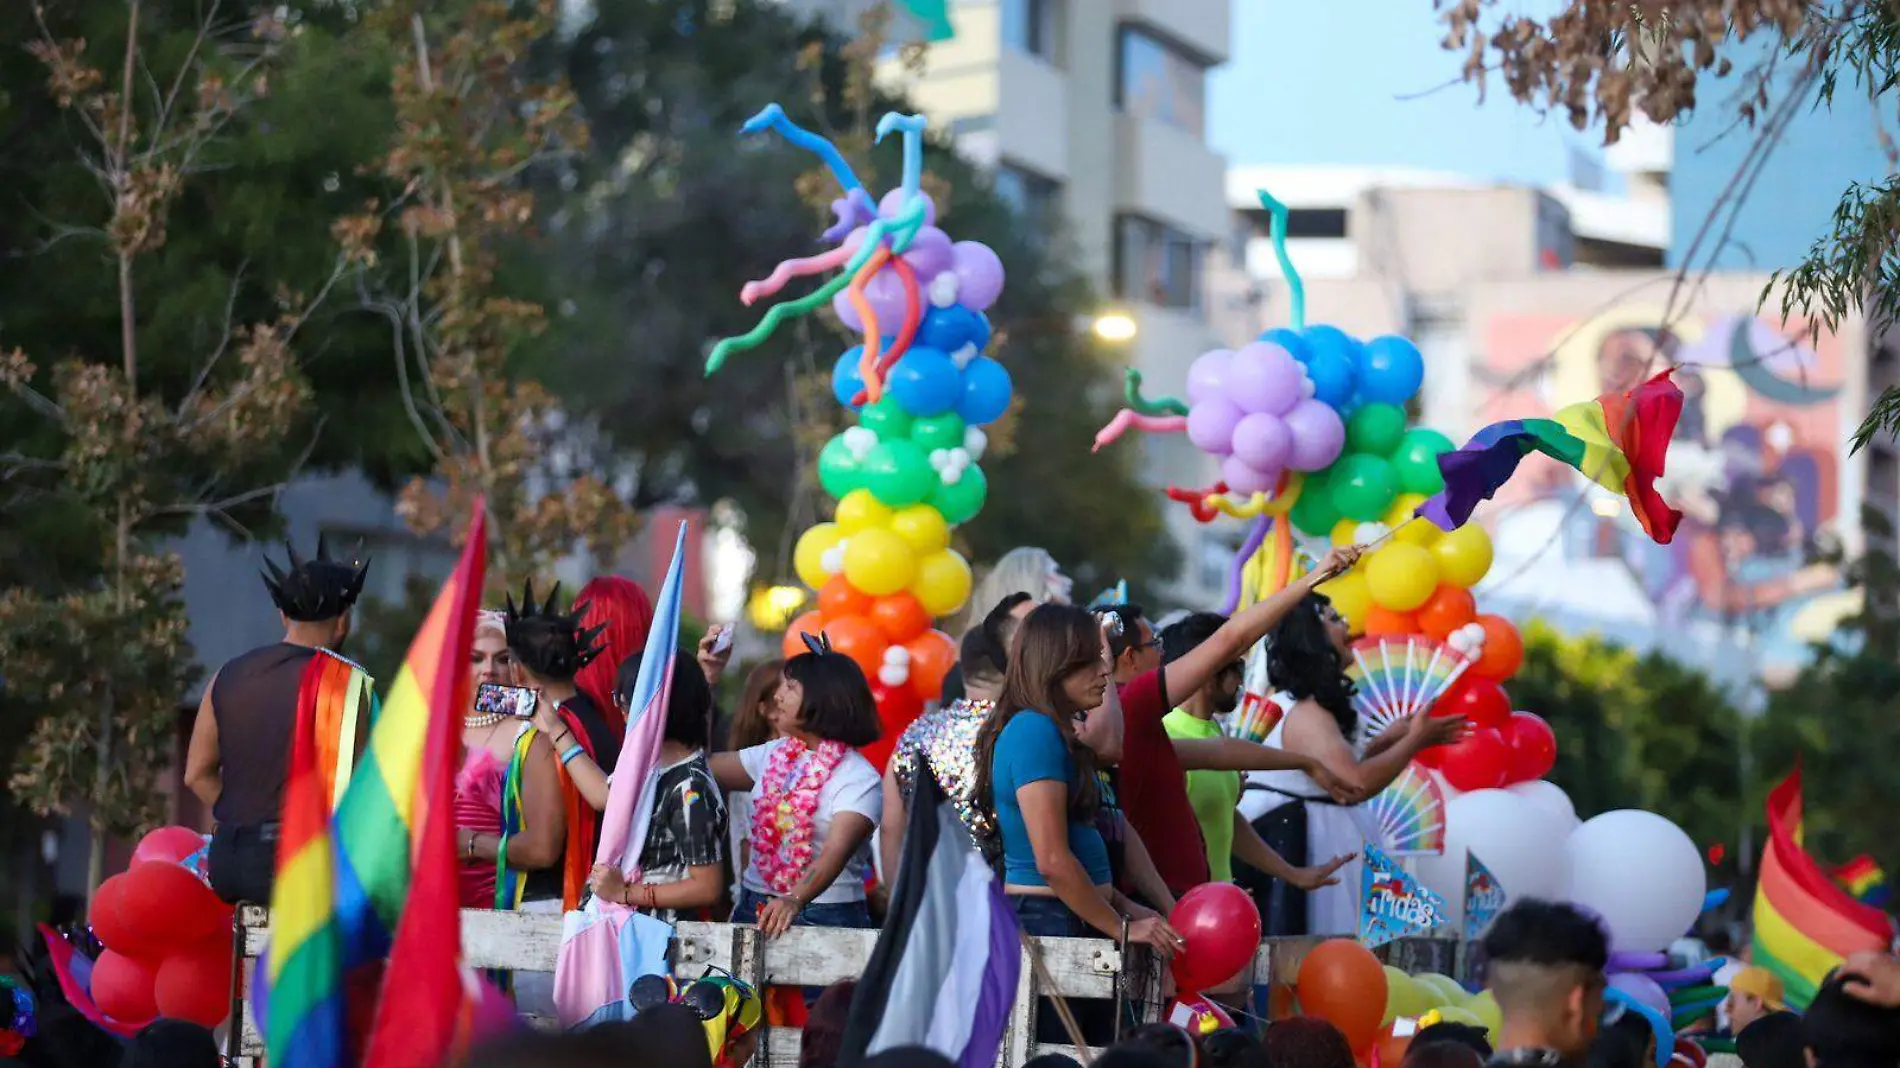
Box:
[1383,966,1437,1023]
[1329,453,1398,521]
[1290,469,1341,537]
[1393,427,1454,495]
[859,396,914,440]
[863,438,935,507]
[910,412,968,453]
[1347,403,1408,457]
[930,462,987,525]
[817,434,866,498]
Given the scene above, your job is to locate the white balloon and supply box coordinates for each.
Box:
[1506,780,1579,832]
[1565,810,1705,953]
[928,272,960,308]
[1414,788,1573,928]
[964,427,989,459]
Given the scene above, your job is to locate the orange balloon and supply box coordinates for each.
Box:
[1374,1022,1415,1068]
[1416,586,1476,640]
[905,629,957,702]
[1296,939,1387,1053]
[781,610,827,658]
[1363,606,1419,637]
[1473,613,1524,679]
[823,614,888,678]
[818,575,872,621]
[870,592,932,644]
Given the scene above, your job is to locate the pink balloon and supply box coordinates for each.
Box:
[1222,454,1278,495]
[879,188,938,227]
[1227,342,1304,416]
[1231,413,1292,472]
[1186,398,1244,454]
[1185,348,1235,405]
[951,241,1005,310]
[1284,398,1347,471]
[830,264,911,332]
[901,226,954,278]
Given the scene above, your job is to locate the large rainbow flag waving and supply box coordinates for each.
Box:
[263,501,490,1068]
[1416,369,1684,544]
[1752,769,1895,1009]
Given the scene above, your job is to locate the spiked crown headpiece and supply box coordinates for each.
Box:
[261,536,370,622]
[503,580,608,681]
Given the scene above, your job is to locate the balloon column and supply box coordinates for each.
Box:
[706,105,1005,766]
[87,826,236,1030]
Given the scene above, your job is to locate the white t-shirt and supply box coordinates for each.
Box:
[737,739,882,904]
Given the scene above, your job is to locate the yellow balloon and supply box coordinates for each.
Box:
[888,504,951,555]
[1365,542,1440,612]
[1317,570,1371,635]
[836,488,893,534]
[1433,523,1495,588]
[1387,493,1441,546]
[793,523,844,590]
[911,548,974,617]
[1330,518,1360,548]
[1413,973,1466,1008]
[842,528,916,596]
[1464,989,1502,1045]
[1383,966,1436,1024]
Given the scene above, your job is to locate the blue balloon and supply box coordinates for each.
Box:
[1300,325,1361,411]
[1356,335,1425,406]
[886,346,962,417]
[832,346,867,410]
[958,356,1013,426]
[918,305,992,355]
[1258,326,1312,364]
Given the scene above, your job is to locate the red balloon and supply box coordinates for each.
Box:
[1435,675,1510,729]
[92,949,158,1025]
[119,860,226,950]
[1499,711,1557,783]
[1362,606,1419,638]
[1471,615,1524,680]
[1437,727,1510,791]
[869,592,932,644]
[817,575,872,621]
[859,679,925,772]
[904,630,957,703]
[90,874,157,959]
[132,826,206,867]
[1169,883,1261,992]
[154,933,234,1028]
[1416,587,1476,640]
[782,611,889,679]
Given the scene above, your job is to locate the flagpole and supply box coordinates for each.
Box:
[1019,930,1094,1064]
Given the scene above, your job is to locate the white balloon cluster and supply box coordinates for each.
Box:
[841,425,878,460]
[879,645,912,688]
[930,447,974,484]
[1445,622,1488,655]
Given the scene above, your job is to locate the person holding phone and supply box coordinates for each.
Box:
[455,610,565,910]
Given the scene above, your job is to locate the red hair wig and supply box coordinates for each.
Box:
[574,575,654,739]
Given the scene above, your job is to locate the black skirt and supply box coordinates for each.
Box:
[1234,794,1313,937]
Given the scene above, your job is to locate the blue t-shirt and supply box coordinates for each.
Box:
[990,711,1112,887]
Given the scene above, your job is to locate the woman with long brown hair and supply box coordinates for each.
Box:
[973,604,1181,953]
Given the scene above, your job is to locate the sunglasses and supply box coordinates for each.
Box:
[629,968,763,1034]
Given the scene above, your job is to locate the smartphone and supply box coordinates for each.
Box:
[711,624,733,656]
[475,682,538,719]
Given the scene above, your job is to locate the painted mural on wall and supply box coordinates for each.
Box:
[1479,308,1862,683]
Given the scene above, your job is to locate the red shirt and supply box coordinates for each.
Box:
[1116,669,1209,894]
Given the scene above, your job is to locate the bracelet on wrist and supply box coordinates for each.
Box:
[560,743,585,766]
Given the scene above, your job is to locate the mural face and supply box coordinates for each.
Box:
[1481,310,1861,684]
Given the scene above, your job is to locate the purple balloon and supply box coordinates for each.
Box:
[830,265,910,332]
[1607,973,1671,1020]
[951,241,1005,311]
[1231,413,1292,472]
[902,226,954,278]
[879,188,938,227]
[1227,342,1305,416]
[1221,454,1278,495]
[1283,398,1346,471]
[1186,397,1243,455]
[1185,349,1235,405]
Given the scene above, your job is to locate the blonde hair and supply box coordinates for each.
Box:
[958,547,1067,633]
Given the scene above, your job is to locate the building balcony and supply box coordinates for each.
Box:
[995,48,1070,180]
[1113,113,1228,241]
[1120,0,1230,66]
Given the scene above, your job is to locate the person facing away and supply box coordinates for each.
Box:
[708,639,885,936]
[187,537,373,905]
[1801,969,1900,1068]
[1482,898,1611,1068]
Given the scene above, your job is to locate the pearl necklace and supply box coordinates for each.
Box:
[464,711,505,729]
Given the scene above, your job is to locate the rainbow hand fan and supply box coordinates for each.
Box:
[1346,628,1483,737]
[1365,764,1447,856]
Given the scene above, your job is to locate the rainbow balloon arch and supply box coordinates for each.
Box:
[707,105,1010,765]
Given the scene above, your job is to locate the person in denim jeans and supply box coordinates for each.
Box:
[712,641,883,935]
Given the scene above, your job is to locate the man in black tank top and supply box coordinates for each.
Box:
[185,538,370,905]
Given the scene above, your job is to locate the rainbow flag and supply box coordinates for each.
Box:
[1832,854,1891,908]
[1416,370,1684,543]
[1752,770,1894,1009]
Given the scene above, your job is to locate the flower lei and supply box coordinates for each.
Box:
[750,737,848,896]
[0,976,35,1058]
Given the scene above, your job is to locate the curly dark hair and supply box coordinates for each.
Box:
[504,580,607,683]
[1266,593,1356,736]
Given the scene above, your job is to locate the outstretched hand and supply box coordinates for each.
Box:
[1291,852,1355,891]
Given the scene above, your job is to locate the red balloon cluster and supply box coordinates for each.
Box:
[1419,614,1556,790]
[785,576,956,770]
[88,826,235,1030]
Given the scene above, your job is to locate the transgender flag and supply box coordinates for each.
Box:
[836,770,1021,1068]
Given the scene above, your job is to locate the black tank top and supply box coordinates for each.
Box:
[211,643,319,826]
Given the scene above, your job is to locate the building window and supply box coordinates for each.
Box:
[1114,214,1204,311]
[1115,25,1206,136]
[994,163,1062,233]
[1002,0,1060,60]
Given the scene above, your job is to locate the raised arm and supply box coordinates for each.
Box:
[1159,547,1361,703]
[1171,736,1366,803]
[1283,701,1464,799]
[534,696,609,811]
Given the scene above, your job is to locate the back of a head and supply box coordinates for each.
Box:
[1482,898,1609,1016]
[1735,1012,1804,1068]
[1160,612,1228,665]
[1113,1023,1202,1068]
[469,1006,713,1068]
[122,1020,219,1068]
[616,648,714,747]
[1404,1041,1485,1068]
[959,593,1028,690]
[1803,975,1900,1068]
[505,580,606,684]
[1266,1016,1357,1068]
[1203,1027,1271,1068]
[1411,1022,1493,1060]
[861,1048,956,1068]
[574,576,654,720]
[261,537,369,624]
[1022,1055,1087,1068]
[799,980,857,1068]
[1586,1014,1653,1068]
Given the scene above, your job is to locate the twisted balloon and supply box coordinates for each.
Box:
[742,245,854,306]
[1091,408,1187,451]
[1257,188,1307,331]
[1122,369,1189,417]
[742,103,863,192]
[706,218,893,375]
[874,112,928,203]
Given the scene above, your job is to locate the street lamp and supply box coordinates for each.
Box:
[1091,310,1139,343]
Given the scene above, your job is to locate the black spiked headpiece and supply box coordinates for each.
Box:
[503,579,607,681]
[261,535,371,622]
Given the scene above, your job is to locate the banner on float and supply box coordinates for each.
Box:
[1464,850,1506,941]
[1361,844,1448,948]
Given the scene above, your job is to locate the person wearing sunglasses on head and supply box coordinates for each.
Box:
[628,970,765,1068]
[1482,898,1612,1068]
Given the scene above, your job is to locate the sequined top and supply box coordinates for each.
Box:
[889,699,999,861]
